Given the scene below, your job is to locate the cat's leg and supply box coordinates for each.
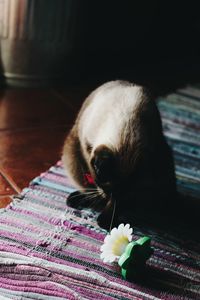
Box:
[62,127,88,188]
[67,190,107,211]
[97,200,120,230]
[63,127,92,209]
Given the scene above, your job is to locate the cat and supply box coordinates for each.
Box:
[62,81,177,230]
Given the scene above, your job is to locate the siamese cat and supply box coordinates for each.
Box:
[62,81,177,230]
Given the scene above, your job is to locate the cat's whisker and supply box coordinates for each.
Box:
[83,187,98,190]
[67,190,102,209]
[84,196,102,210]
[107,194,115,232]
[68,191,97,201]
[82,191,98,195]
[87,194,100,200]
[83,188,98,192]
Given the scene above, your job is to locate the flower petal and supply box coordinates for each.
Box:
[100,223,134,263]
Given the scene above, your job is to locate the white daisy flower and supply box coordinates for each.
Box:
[100,224,133,263]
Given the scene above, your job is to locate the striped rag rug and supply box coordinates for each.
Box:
[0,86,200,300]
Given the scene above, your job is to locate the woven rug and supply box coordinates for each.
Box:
[0,86,200,300]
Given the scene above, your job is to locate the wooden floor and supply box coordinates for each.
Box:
[0,85,96,208]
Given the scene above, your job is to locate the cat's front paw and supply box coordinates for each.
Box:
[66,191,85,209]
[97,211,119,230]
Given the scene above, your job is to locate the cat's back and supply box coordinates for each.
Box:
[78,81,146,148]
[80,80,144,119]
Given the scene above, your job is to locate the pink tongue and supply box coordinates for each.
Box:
[84,173,95,185]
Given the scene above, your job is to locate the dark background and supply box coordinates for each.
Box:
[72,1,200,94]
[0,0,200,92]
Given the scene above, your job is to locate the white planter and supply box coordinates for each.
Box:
[0,0,77,86]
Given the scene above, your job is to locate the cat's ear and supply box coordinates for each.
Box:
[90,145,115,187]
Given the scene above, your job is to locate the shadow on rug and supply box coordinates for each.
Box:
[0,85,200,299]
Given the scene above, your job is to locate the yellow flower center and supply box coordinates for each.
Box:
[112,236,129,256]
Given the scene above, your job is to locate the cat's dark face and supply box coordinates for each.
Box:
[90,141,157,205]
[90,145,116,196]
[90,144,144,200]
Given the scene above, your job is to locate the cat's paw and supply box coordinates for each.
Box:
[66,191,85,209]
[97,212,119,230]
